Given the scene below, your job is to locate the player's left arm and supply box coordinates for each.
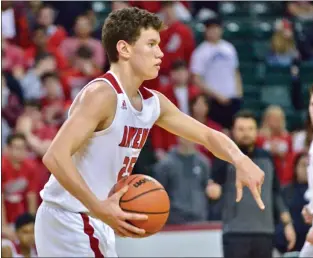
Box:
[154,91,265,209]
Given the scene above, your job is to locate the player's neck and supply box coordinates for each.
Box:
[110,63,143,97]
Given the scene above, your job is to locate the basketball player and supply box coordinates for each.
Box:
[300,85,313,257]
[35,7,265,257]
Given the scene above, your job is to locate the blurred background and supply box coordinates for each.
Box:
[1,1,313,257]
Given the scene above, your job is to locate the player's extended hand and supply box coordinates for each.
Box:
[92,186,148,238]
[234,155,265,210]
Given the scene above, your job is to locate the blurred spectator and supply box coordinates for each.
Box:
[267,19,299,67]
[191,17,243,129]
[151,60,200,160]
[2,74,24,129]
[20,53,57,101]
[153,137,211,224]
[190,93,223,163]
[276,152,310,253]
[287,2,313,21]
[24,25,69,70]
[111,1,130,11]
[158,2,195,85]
[59,15,105,69]
[36,5,67,49]
[208,110,296,258]
[41,73,68,128]
[2,213,37,257]
[60,45,103,100]
[2,134,38,240]
[258,105,294,186]
[15,100,58,200]
[2,38,26,77]
[293,114,313,153]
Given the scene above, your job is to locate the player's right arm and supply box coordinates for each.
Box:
[42,82,147,237]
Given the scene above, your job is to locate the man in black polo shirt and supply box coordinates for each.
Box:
[207,110,296,258]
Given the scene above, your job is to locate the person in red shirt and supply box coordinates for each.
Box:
[257,105,294,186]
[24,26,69,70]
[190,93,224,163]
[36,5,67,49]
[151,60,200,159]
[15,100,58,202]
[40,72,69,128]
[2,213,37,258]
[2,134,38,241]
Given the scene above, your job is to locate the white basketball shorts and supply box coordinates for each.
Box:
[35,202,117,257]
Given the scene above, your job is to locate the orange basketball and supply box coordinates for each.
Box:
[108,174,170,237]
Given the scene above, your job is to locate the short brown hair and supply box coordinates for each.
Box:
[102,7,164,63]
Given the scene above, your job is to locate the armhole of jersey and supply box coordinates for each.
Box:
[67,78,120,137]
[145,87,161,122]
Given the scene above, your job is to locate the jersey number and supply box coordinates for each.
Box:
[117,156,138,180]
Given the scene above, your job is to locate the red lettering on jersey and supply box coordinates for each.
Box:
[132,128,143,149]
[118,126,129,147]
[138,128,150,149]
[125,127,137,147]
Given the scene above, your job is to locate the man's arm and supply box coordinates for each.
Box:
[26,192,37,215]
[154,91,265,209]
[235,69,243,98]
[42,82,147,237]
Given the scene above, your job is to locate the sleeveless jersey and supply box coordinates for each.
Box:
[40,71,161,212]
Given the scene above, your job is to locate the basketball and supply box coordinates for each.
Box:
[108,174,170,237]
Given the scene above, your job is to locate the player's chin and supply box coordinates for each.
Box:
[145,71,159,80]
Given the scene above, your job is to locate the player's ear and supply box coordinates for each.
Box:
[116,40,131,60]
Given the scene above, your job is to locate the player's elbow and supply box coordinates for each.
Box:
[42,148,61,173]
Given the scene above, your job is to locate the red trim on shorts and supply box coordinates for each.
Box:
[80,213,104,258]
[100,73,123,94]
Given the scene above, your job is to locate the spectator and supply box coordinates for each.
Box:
[36,5,67,49]
[2,74,24,129]
[20,53,57,101]
[150,60,200,160]
[190,93,223,163]
[153,137,211,224]
[60,45,103,100]
[207,110,296,258]
[190,17,243,129]
[2,134,38,240]
[24,25,69,70]
[158,1,195,85]
[293,114,312,153]
[41,73,68,127]
[276,152,310,253]
[257,105,294,186]
[287,1,313,21]
[111,1,130,11]
[2,213,37,257]
[2,38,26,77]
[267,19,299,67]
[15,100,58,201]
[59,15,105,69]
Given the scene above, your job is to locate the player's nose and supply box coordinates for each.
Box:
[156,46,164,59]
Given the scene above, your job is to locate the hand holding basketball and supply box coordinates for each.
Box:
[92,185,148,238]
[234,155,265,210]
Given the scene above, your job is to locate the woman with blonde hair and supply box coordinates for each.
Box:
[257,105,294,186]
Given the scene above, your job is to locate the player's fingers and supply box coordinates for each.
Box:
[114,186,129,200]
[114,228,127,238]
[235,181,243,202]
[123,212,148,221]
[119,220,146,235]
[249,184,265,210]
[118,226,142,238]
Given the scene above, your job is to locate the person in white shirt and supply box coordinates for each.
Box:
[300,85,313,257]
[190,17,243,129]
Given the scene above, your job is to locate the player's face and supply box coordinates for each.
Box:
[296,154,308,183]
[309,94,313,126]
[232,118,258,148]
[17,223,35,248]
[129,28,164,80]
[9,138,27,162]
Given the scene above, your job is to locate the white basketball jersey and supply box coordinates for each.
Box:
[40,71,161,212]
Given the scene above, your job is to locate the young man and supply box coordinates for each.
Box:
[35,7,265,257]
[300,85,313,257]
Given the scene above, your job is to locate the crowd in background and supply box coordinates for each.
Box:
[1,1,313,257]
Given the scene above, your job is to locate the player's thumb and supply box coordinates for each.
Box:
[236,181,243,203]
[114,185,129,200]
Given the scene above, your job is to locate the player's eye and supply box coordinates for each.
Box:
[148,43,155,47]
